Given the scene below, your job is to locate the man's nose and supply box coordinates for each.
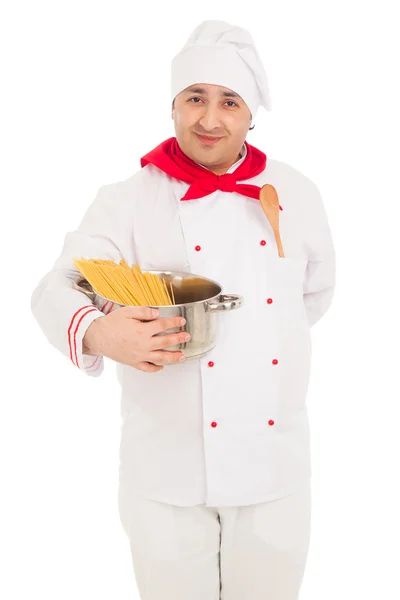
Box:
[198,106,223,132]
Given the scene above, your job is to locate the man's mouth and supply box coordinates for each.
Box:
[194,133,224,145]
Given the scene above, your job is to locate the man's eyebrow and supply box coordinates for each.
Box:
[185,86,241,99]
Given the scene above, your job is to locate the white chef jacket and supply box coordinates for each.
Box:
[31,144,335,508]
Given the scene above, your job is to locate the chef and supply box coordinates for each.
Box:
[31,19,336,600]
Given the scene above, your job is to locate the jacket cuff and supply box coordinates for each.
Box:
[68,307,105,376]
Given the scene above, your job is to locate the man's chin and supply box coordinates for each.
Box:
[178,138,223,166]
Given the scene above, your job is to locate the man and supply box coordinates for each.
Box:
[31,19,335,600]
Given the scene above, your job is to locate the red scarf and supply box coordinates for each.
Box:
[140,137,267,201]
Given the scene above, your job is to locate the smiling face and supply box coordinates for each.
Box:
[171,83,252,175]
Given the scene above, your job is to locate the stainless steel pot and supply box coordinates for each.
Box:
[73,270,244,362]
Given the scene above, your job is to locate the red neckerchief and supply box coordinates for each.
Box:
[140,137,267,201]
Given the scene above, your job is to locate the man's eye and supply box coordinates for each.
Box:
[188,97,238,107]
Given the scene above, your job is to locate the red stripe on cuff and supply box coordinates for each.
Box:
[87,355,101,371]
[73,308,98,369]
[68,305,94,365]
[84,304,112,371]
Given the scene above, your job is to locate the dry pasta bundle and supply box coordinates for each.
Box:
[73,258,176,306]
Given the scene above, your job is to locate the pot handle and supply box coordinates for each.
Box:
[207,294,244,312]
[73,278,95,301]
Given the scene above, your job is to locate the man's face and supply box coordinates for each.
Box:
[171,83,252,174]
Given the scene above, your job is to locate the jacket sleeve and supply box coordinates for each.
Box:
[303,183,336,328]
[30,184,125,377]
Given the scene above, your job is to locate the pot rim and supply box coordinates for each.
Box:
[76,269,224,308]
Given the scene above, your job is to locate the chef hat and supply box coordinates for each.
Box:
[171,20,272,124]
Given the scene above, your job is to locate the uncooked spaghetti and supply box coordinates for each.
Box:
[73,258,175,306]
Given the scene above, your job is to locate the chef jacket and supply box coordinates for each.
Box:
[31,145,336,507]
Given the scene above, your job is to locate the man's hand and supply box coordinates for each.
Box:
[83,306,190,373]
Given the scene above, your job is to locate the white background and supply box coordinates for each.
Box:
[1,0,400,598]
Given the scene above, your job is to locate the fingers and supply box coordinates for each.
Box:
[119,306,160,321]
[133,361,164,373]
[148,316,186,336]
[149,330,191,350]
[147,350,185,365]
[133,352,184,369]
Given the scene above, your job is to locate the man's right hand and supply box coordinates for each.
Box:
[82,306,190,373]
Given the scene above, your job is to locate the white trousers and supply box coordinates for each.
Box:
[118,483,311,600]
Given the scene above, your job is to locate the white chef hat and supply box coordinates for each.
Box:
[171,20,272,124]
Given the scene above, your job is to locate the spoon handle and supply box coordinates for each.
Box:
[274,229,285,258]
[259,184,285,258]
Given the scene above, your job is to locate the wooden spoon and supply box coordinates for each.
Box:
[259,184,285,258]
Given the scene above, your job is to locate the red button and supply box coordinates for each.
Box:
[268,419,275,426]
[211,421,217,428]
[195,245,201,252]
[272,359,279,365]
[266,298,273,304]
[208,361,214,367]
[260,240,267,246]
[279,205,283,211]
